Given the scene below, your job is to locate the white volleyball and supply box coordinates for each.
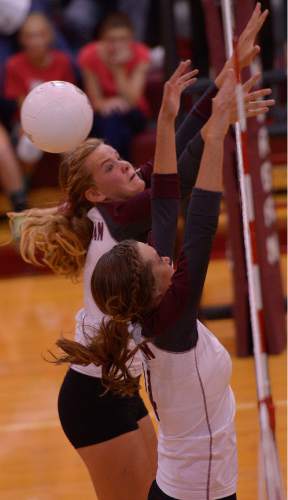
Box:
[21,81,94,153]
[0,0,31,35]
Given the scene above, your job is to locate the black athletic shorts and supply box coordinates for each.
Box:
[58,368,148,448]
[148,480,237,500]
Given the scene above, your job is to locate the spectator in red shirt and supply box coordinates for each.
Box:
[78,12,151,159]
[5,12,75,106]
[4,12,76,169]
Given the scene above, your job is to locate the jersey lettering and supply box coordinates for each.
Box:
[93,221,104,241]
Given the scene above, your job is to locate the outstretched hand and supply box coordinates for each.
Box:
[216,3,269,89]
[159,60,198,121]
[236,2,268,70]
[229,73,275,124]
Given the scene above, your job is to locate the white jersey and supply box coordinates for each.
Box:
[140,320,237,500]
[71,207,143,379]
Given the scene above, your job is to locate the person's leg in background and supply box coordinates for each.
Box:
[0,123,27,213]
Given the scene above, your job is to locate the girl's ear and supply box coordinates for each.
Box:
[85,186,106,203]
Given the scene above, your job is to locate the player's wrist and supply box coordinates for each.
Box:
[158,107,176,123]
[201,122,227,142]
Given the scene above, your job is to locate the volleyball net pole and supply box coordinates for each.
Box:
[220,1,284,498]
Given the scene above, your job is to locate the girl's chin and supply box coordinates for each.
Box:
[133,180,145,194]
[134,176,145,188]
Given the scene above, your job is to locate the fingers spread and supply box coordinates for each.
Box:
[182,78,198,91]
[247,107,269,118]
[179,68,199,83]
[248,88,272,100]
[247,4,259,27]
[170,60,191,82]
[257,9,269,31]
[247,99,275,109]
[244,3,268,39]
[245,2,261,31]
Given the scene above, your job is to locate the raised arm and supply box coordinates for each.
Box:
[175,3,270,197]
[176,70,274,199]
[98,1,273,238]
[142,71,236,350]
[177,1,269,144]
[151,62,197,258]
[139,4,270,192]
[98,62,197,244]
[215,2,269,89]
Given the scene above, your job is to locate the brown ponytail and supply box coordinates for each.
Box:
[53,240,156,396]
[9,138,103,279]
[53,319,141,396]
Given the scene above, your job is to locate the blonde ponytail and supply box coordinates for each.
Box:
[52,318,142,396]
[8,138,103,279]
[12,207,92,279]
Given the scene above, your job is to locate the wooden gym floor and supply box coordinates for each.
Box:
[0,254,286,500]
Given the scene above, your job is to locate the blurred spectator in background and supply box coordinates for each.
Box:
[4,12,76,171]
[0,0,31,95]
[0,1,72,96]
[59,0,151,50]
[4,13,75,106]
[59,0,116,52]
[0,123,27,213]
[59,0,101,50]
[29,0,73,54]
[78,12,151,159]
